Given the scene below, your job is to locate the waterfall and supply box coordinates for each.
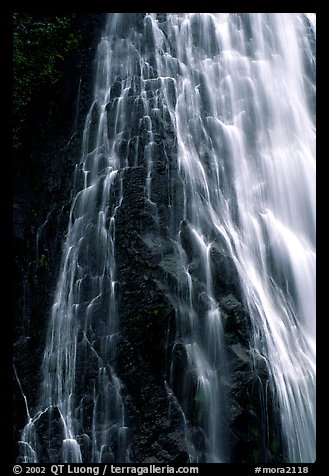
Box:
[18,13,315,464]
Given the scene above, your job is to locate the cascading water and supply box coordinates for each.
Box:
[159,13,316,463]
[18,13,315,464]
[19,17,131,463]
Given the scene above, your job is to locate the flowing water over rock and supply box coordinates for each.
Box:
[18,13,315,463]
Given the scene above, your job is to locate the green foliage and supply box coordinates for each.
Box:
[39,253,48,268]
[194,392,206,425]
[13,13,82,149]
[250,425,260,438]
[270,437,280,454]
[252,448,260,463]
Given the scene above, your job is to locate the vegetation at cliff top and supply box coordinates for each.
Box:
[13,13,81,149]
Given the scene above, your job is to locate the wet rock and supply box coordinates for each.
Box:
[34,406,65,463]
[13,12,285,465]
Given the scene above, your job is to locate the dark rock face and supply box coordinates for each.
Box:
[12,13,107,461]
[13,13,283,464]
[221,295,283,463]
[112,142,189,461]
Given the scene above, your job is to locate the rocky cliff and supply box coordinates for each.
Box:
[13,13,283,464]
